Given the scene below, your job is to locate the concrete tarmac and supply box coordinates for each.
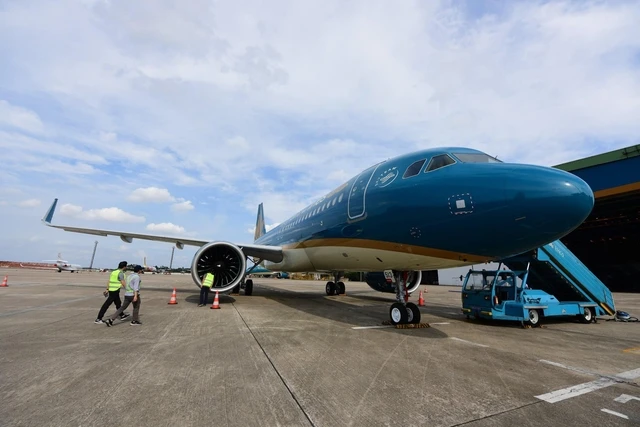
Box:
[0,268,639,427]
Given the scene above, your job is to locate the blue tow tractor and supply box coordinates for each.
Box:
[461,263,612,327]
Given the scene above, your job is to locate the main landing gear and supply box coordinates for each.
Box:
[325,272,346,296]
[235,278,254,296]
[389,271,421,325]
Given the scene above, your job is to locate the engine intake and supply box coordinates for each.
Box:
[191,242,246,293]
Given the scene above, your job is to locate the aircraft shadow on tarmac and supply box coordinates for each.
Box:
[60,282,595,330]
[230,283,451,339]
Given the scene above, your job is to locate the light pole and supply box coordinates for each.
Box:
[89,241,98,270]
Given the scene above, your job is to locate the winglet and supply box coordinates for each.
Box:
[42,198,58,225]
[254,203,266,241]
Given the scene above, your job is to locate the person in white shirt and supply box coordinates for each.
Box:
[106,265,143,326]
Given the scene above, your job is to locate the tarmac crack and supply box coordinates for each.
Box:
[232,301,317,427]
[449,400,542,426]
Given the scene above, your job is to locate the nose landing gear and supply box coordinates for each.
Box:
[389,271,421,325]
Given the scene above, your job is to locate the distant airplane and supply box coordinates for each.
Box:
[42,253,83,272]
[246,264,289,279]
[142,257,157,274]
[41,147,594,325]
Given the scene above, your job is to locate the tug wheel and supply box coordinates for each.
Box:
[527,309,540,327]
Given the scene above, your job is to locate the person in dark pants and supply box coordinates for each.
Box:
[198,272,214,307]
[106,265,143,326]
[95,261,130,324]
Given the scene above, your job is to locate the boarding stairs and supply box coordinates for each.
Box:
[501,240,616,317]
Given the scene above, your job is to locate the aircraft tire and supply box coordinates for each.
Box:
[406,302,421,324]
[390,302,408,325]
[325,281,336,296]
[336,281,345,295]
[245,280,253,296]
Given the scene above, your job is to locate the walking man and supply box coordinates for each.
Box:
[95,261,130,324]
[198,272,215,307]
[106,265,143,326]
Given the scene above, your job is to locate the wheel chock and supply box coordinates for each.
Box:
[395,323,430,329]
[379,320,431,328]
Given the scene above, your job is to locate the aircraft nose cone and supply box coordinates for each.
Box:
[507,166,594,237]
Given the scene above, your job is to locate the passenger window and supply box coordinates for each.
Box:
[403,159,426,179]
[425,154,455,172]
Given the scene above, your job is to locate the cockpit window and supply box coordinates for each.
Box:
[403,159,426,179]
[425,154,455,172]
[453,153,501,163]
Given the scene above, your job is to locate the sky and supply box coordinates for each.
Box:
[1,0,639,272]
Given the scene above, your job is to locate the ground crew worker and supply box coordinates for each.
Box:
[106,265,142,326]
[198,272,214,306]
[95,261,130,324]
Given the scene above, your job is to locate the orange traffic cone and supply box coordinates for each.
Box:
[0,276,7,287]
[418,290,425,306]
[168,288,178,304]
[210,291,221,309]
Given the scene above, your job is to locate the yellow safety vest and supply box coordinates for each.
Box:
[108,269,123,291]
[202,273,214,288]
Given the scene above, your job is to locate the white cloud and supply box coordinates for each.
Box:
[146,222,185,234]
[0,100,43,134]
[127,187,175,203]
[59,203,145,223]
[2,1,640,266]
[17,199,41,208]
[247,222,280,235]
[171,200,194,212]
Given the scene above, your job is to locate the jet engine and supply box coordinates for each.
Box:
[364,270,422,293]
[190,242,247,293]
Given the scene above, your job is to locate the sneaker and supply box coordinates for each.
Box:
[197,304,204,307]
[130,320,142,325]
[94,319,104,324]
[120,313,131,320]
[105,319,113,327]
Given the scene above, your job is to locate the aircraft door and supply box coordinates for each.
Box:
[348,163,380,220]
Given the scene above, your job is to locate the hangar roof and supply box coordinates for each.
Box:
[555,145,640,172]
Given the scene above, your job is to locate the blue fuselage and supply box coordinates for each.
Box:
[255,147,594,273]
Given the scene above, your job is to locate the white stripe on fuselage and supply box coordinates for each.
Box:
[265,246,468,272]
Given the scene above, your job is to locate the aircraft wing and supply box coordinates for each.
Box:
[41,199,284,263]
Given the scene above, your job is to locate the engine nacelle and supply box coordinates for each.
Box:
[364,270,422,293]
[191,241,246,293]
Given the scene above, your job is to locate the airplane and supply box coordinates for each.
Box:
[142,257,157,274]
[41,147,594,325]
[42,253,83,273]
[245,264,290,279]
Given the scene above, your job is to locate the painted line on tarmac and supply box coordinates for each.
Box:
[430,322,450,325]
[601,409,629,419]
[0,297,95,317]
[535,361,640,403]
[615,394,640,404]
[449,337,488,347]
